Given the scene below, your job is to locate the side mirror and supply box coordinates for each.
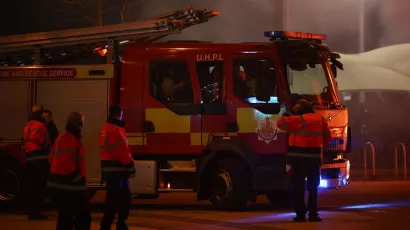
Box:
[255,73,274,102]
[255,60,274,102]
[330,64,337,78]
[330,58,344,79]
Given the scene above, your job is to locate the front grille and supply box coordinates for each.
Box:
[324,138,344,153]
[320,168,340,179]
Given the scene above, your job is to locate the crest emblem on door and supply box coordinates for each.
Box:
[256,117,279,144]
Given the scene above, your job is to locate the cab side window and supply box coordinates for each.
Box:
[149,59,194,104]
[196,61,223,104]
[233,57,278,103]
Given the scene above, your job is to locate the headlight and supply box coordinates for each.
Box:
[331,128,346,138]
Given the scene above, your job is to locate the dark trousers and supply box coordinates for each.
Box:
[55,193,91,230]
[291,162,321,216]
[100,179,131,230]
[25,161,49,215]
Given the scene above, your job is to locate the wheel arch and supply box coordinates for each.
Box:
[196,138,258,200]
[0,149,26,206]
[0,149,25,169]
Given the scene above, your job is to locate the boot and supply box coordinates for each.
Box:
[293,213,306,222]
[308,213,323,222]
[116,220,129,230]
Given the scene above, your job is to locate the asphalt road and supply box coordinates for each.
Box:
[1,181,410,230]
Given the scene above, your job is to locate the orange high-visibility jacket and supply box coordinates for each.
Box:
[99,123,135,181]
[47,131,86,192]
[23,120,50,162]
[277,113,332,161]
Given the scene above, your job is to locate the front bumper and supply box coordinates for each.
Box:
[319,160,351,189]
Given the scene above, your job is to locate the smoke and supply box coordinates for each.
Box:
[129,0,281,43]
[127,0,410,53]
[376,0,410,47]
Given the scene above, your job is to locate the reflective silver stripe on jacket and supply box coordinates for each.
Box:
[287,152,321,158]
[281,115,331,136]
[26,155,49,162]
[101,167,135,173]
[47,181,86,191]
[99,125,127,150]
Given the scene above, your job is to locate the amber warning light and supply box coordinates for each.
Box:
[264,31,326,41]
[212,11,220,16]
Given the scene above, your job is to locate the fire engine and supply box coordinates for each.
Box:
[0,7,351,210]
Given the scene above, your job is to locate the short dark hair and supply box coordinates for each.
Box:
[297,100,315,114]
[109,104,123,117]
[32,104,43,113]
[43,109,52,116]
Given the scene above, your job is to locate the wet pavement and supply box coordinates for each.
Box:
[1,181,410,230]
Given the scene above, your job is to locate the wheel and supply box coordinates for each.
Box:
[87,188,98,201]
[0,161,25,208]
[209,158,252,211]
[266,190,293,209]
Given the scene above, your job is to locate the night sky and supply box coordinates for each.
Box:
[1,0,125,36]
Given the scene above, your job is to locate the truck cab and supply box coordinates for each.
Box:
[120,31,350,210]
[269,31,351,188]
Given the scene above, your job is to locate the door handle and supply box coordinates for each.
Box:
[226,121,239,132]
[144,121,155,133]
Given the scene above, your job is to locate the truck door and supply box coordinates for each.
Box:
[193,54,232,146]
[142,54,202,155]
[228,54,287,154]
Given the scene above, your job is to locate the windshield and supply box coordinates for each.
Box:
[287,62,339,105]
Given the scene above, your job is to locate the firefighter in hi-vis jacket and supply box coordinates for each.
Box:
[277,99,332,222]
[47,111,91,230]
[23,104,50,220]
[99,104,136,230]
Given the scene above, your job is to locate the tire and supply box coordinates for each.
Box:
[0,160,25,208]
[266,190,293,209]
[209,158,252,211]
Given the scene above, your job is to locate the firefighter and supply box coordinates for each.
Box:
[23,104,50,220]
[277,99,332,222]
[47,111,91,230]
[100,104,136,230]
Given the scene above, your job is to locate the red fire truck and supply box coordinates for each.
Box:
[0,7,350,210]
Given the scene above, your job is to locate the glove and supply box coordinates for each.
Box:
[128,163,136,179]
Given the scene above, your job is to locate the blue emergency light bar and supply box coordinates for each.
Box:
[264,31,326,41]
